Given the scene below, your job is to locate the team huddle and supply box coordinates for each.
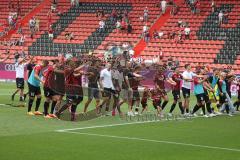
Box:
[11,54,240,121]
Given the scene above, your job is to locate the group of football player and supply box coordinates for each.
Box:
[10,54,240,121]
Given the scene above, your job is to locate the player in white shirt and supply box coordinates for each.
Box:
[11,57,28,101]
[98,63,115,114]
[181,64,196,115]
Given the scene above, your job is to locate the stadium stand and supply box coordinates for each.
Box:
[0,0,239,73]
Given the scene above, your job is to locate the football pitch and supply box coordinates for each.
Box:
[0,82,239,160]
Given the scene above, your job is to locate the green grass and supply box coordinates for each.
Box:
[0,82,239,160]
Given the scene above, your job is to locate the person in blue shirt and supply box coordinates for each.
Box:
[218,72,232,116]
[191,69,209,117]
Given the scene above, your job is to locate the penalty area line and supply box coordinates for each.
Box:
[58,130,240,153]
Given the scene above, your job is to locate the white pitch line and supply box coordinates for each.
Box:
[56,117,191,132]
[59,131,240,153]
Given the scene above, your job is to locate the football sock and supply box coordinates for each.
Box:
[44,102,50,116]
[192,104,200,114]
[51,101,57,114]
[161,101,168,110]
[186,108,189,113]
[206,102,212,113]
[71,104,77,113]
[225,104,230,114]
[28,99,34,112]
[169,103,176,113]
[178,102,184,114]
[35,98,41,111]
[202,105,206,115]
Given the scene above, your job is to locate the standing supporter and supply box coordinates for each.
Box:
[143,7,149,22]
[184,25,190,39]
[161,0,167,14]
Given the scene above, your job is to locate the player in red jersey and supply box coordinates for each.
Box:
[56,60,85,121]
[150,88,163,117]
[141,87,150,114]
[168,67,184,116]
[128,65,143,116]
[42,60,62,118]
[153,65,176,111]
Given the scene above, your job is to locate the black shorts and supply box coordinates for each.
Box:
[132,90,140,101]
[204,92,210,102]
[88,87,100,99]
[44,87,56,98]
[28,83,41,97]
[141,101,147,108]
[16,78,24,89]
[66,95,83,104]
[172,90,181,101]
[182,87,190,98]
[219,93,228,104]
[102,88,119,98]
[153,99,161,109]
[196,93,205,103]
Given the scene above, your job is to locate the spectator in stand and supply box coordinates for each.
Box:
[121,19,127,31]
[75,0,79,7]
[127,22,132,34]
[184,25,190,39]
[35,17,40,32]
[117,11,123,21]
[51,3,57,13]
[143,23,148,35]
[29,17,36,37]
[110,9,117,22]
[99,19,105,32]
[144,31,150,43]
[116,20,121,33]
[143,7,149,22]
[178,19,183,27]
[218,10,224,25]
[211,0,215,12]
[177,30,183,43]
[55,23,61,32]
[153,29,160,39]
[65,32,74,41]
[48,25,54,40]
[19,34,25,46]
[161,0,167,14]
[70,0,75,6]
